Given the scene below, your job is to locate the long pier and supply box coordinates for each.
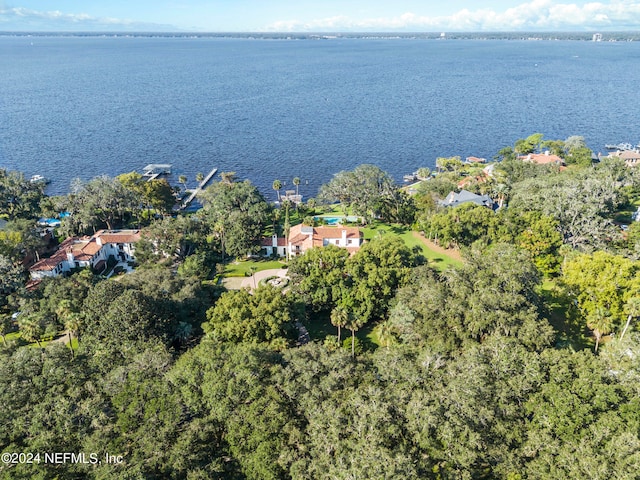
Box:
[181,168,218,209]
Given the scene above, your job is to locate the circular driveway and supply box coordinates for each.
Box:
[239,268,289,291]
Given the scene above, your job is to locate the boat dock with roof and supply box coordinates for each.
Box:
[142,164,172,181]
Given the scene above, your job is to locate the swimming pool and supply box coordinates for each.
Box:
[314,216,360,225]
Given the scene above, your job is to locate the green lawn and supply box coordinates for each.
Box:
[361,222,463,271]
[614,196,640,223]
[221,258,287,277]
[305,311,382,351]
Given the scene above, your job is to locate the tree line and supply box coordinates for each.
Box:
[1,133,640,478]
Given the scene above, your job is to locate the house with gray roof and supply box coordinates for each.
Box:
[439,190,495,209]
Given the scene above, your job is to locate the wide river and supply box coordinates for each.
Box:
[1,36,638,199]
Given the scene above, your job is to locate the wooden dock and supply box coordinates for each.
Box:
[181,168,218,209]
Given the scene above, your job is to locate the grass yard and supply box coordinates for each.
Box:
[614,196,640,224]
[305,311,383,351]
[221,258,287,277]
[361,222,463,271]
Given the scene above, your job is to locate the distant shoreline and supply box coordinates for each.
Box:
[1,31,639,42]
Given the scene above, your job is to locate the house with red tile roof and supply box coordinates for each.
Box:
[519,151,565,165]
[29,229,141,280]
[262,224,363,258]
[261,235,289,257]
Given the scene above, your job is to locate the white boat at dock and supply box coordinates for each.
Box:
[29,174,50,185]
[605,142,637,151]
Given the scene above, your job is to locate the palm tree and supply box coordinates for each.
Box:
[19,313,45,348]
[330,306,348,343]
[306,198,316,211]
[345,311,365,358]
[377,320,396,349]
[271,208,281,238]
[620,297,640,341]
[178,175,188,191]
[56,300,79,356]
[587,306,613,353]
[293,177,300,196]
[174,321,193,346]
[283,200,291,259]
[416,167,431,180]
[0,314,12,347]
[64,313,83,358]
[272,179,282,201]
[220,171,236,185]
[195,172,204,184]
[492,183,510,209]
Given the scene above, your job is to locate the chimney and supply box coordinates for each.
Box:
[272,234,277,248]
[342,229,347,246]
[96,235,103,246]
[66,247,74,263]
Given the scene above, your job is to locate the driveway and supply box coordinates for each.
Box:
[239,268,289,291]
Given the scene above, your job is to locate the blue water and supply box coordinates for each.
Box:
[1,36,639,199]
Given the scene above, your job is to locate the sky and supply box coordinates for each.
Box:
[1,0,640,32]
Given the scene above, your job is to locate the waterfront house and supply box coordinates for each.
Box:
[519,151,565,166]
[439,190,495,209]
[29,229,141,279]
[609,149,640,167]
[465,156,487,164]
[262,224,363,258]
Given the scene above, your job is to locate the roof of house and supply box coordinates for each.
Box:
[466,156,487,163]
[520,152,565,165]
[440,190,495,208]
[30,237,77,271]
[617,150,640,160]
[261,236,288,247]
[457,173,490,189]
[288,224,362,248]
[29,229,141,272]
[95,229,141,244]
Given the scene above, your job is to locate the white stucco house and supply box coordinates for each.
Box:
[261,224,363,258]
[29,229,141,280]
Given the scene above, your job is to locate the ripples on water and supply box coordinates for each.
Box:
[1,36,638,199]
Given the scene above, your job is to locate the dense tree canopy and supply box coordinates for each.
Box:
[64,176,139,234]
[204,285,298,346]
[318,164,395,223]
[2,148,640,480]
[0,169,45,219]
[199,177,271,258]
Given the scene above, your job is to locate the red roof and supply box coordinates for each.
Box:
[29,230,141,273]
[520,153,564,165]
[261,237,288,247]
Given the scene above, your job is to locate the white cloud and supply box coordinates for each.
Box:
[0,6,175,31]
[262,1,640,31]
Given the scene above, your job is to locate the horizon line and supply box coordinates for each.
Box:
[1,30,638,34]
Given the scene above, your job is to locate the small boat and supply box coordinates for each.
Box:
[605,143,634,151]
[29,175,50,185]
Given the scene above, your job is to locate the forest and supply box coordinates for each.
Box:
[1,133,640,479]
